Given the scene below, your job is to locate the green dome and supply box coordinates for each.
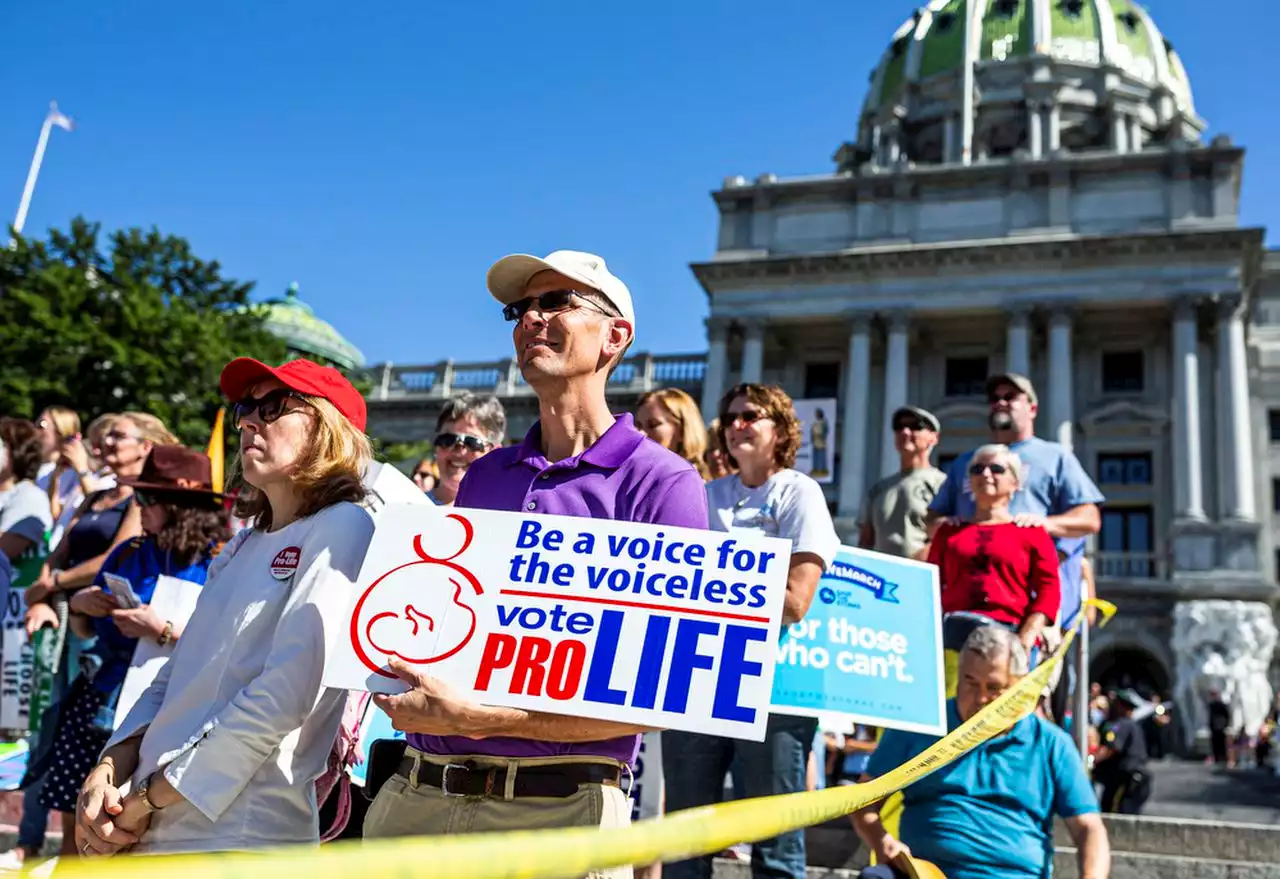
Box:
[855,0,1202,167]
[259,282,365,370]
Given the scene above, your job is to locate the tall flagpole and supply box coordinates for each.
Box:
[12,102,73,240]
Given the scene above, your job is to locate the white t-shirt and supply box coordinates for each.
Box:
[705,469,840,566]
[106,500,376,853]
[0,480,53,549]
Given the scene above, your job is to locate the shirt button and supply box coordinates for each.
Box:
[540,473,550,480]
[527,501,536,510]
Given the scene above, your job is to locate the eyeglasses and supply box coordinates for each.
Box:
[233,389,309,429]
[103,430,142,444]
[968,462,1008,476]
[413,471,434,481]
[987,390,1023,404]
[434,432,490,453]
[502,289,614,323]
[893,420,928,432]
[726,410,769,429]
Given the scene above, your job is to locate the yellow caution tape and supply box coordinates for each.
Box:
[60,600,1116,879]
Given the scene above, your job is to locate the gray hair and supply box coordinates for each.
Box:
[961,624,1030,677]
[435,394,507,445]
[971,443,1022,487]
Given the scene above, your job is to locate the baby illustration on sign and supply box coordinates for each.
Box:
[350,513,484,680]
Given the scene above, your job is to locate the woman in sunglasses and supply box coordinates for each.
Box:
[425,393,506,506]
[76,358,376,857]
[927,444,1061,695]
[36,445,228,856]
[664,382,841,879]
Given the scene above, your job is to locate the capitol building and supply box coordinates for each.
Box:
[364,0,1280,731]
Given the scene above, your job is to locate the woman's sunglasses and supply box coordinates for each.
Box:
[502,289,613,323]
[434,432,490,453]
[725,410,768,429]
[968,462,1008,476]
[233,389,309,429]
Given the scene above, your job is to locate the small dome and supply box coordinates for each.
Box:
[850,0,1203,169]
[259,282,365,370]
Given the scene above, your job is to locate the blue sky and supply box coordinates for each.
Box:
[1,1,1274,367]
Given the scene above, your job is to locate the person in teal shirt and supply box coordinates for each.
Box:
[853,626,1110,879]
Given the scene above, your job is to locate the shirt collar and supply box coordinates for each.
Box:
[512,414,645,473]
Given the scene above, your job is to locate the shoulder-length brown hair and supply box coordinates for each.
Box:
[637,388,710,480]
[230,396,371,531]
[0,418,46,482]
[716,383,803,471]
[153,503,233,567]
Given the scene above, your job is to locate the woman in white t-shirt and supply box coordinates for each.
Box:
[664,383,840,879]
[75,357,377,857]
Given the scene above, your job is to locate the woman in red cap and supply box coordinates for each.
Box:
[75,358,376,856]
[35,445,229,856]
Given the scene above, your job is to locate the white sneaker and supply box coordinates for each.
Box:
[0,850,26,873]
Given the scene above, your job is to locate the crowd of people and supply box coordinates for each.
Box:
[0,246,1135,879]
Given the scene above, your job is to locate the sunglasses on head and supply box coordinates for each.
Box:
[434,432,490,453]
[726,409,768,428]
[969,462,1008,476]
[502,289,613,323]
[233,389,308,429]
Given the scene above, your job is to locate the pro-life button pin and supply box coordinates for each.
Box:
[271,546,302,580]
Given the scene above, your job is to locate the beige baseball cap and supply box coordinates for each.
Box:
[985,372,1038,406]
[486,250,635,329]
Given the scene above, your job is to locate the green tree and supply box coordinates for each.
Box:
[0,217,288,446]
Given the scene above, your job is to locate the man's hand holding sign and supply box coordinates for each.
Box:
[324,506,792,741]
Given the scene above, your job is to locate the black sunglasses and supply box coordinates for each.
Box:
[502,289,613,323]
[726,410,768,428]
[987,390,1023,404]
[413,471,434,480]
[233,389,309,429]
[969,462,1008,476]
[893,419,928,432]
[434,432,490,453]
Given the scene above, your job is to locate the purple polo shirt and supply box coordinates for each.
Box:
[409,414,709,765]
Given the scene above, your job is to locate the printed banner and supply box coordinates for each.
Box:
[793,398,836,485]
[0,577,34,734]
[324,505,791,740]
[632,731,663,821]
[771,545,945,735]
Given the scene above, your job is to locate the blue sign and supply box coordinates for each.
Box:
[771,545,945,736]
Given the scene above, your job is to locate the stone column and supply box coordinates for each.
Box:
[880,312,910,477]
[1027,102,1044,159]
[1129,115,1145,152]
[378,362,394,401]
[1111,110,1129,154]
[1047,309,1074,451]
[1005,307,1031,377]
[837,316,873,517]
[1171,300,1206,520]
[1046,103,1062,153]
[700,317,731,422]
[1217,296,1256,520]
[740,319,765,384]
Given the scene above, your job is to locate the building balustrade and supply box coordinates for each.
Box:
[364,352,707,402]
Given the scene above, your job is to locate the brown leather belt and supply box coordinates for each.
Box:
[397,756,622,798]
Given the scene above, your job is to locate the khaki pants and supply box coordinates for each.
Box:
[364,749,633,879]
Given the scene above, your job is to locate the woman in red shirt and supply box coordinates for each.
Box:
[928,444,1060,656]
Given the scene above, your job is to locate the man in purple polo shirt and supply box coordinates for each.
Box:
[364,250,708,874]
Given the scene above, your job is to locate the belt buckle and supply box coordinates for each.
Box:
[440,763,471,797]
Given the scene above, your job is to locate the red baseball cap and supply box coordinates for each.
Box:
[219,358,367,432]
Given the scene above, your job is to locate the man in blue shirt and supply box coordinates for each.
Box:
[852,626,1110,879]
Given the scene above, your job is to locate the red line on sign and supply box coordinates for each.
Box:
[498,589,772,624]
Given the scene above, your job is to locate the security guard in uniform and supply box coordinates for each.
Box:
[1094,688,1151,814]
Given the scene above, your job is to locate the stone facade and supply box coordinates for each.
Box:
[359,1,1280,733]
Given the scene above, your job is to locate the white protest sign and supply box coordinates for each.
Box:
[0,561,34,733]
[323,504,791,741]
[113,575,204,730]
[632,731,664,821]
